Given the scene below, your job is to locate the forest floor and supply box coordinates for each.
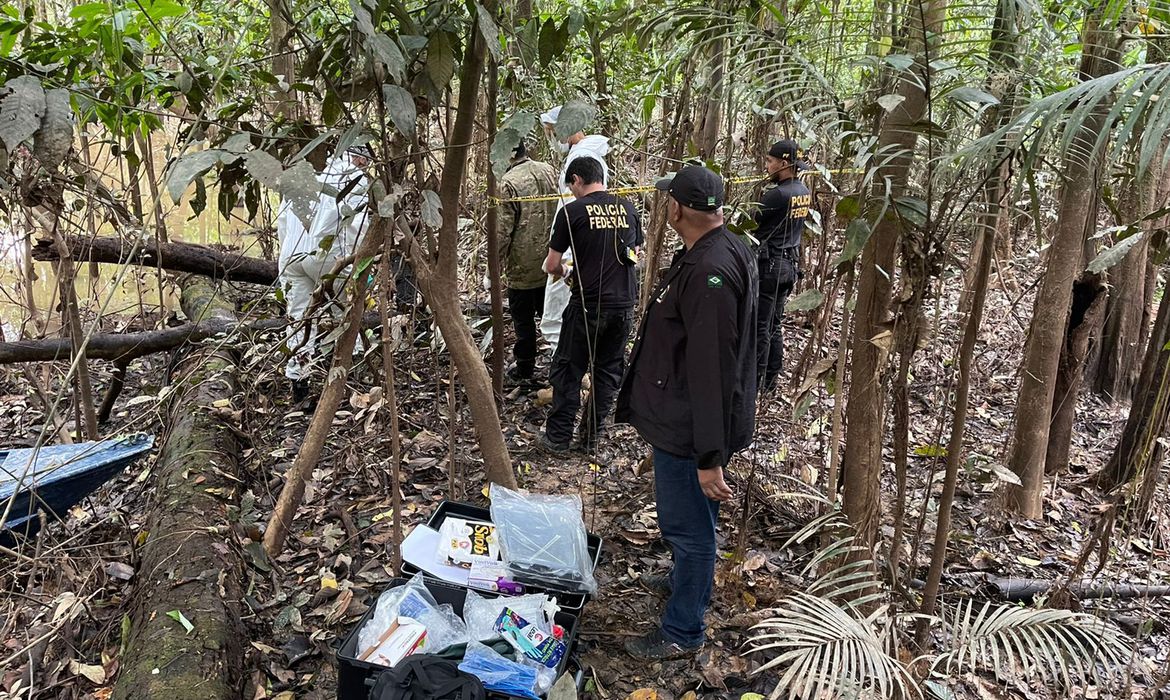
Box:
[2,258,1170,700]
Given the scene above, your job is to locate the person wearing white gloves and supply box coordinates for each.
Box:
[538,105,610,355]
[278,145,372,403]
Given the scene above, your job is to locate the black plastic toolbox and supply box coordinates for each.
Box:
[400,500,602,612]
[336,577,579,700]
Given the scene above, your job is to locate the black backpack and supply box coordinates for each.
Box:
[368,655,487,700]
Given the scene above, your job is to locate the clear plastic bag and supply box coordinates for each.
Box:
[490,484,597,595]
[463,589,558,643]
[357,574,468,661]
[458,641,540,700]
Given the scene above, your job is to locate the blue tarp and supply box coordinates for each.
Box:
[1,433,154,538]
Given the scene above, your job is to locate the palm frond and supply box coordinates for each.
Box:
[748,593,919,700]
[931,598,1137,688]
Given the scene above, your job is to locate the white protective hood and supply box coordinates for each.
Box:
[306,152,370,259]
[559,135,610,193]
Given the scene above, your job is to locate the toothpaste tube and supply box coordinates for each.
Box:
[493,607,566,669]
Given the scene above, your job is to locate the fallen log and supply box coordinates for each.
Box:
[32,234,278,286]
[114,276,245,700]
[0,312,383,364]
[981,575,1170,603]
[915,574,1170,603]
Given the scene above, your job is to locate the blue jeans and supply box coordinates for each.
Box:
[653,447,719,647]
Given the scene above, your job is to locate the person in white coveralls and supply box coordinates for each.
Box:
[277,145,372,403]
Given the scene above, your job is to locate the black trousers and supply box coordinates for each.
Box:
[391,253,420,311]
[756,254,798,392]
[507,285,545,375]
[545,304,633,444]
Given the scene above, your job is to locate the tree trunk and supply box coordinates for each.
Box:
[638,65,690,317]
[588,25,611,134]
[1091,233,1151,402]
[32,234,278,285]
[1091,31,1167,402]
[378,253,404,572]
[1005,5,1119,516]
[1096,280,1170,491]
[485,56,505,399]
[51,232,99,440]
[962,0,1023,308]
[408,0,517,491]
[114,277,243,700]
[1046,273,1107,474]
[267,0,297,119]
[841,0,948,550]
[916,155,999,645]
[694,38,724,160]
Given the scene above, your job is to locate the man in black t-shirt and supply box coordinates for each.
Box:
[754,138,811,393]
[540,157,643,453]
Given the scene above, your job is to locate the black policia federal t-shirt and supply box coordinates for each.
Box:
[549,191,643,311]
[755,177,811,259]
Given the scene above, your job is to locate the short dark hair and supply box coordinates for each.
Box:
[564,156,604,186]
[513,139,527,159]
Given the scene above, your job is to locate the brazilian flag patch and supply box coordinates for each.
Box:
[707,274,723,288]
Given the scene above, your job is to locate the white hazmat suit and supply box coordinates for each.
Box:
[538,106,610,354]
[278,151,370,380]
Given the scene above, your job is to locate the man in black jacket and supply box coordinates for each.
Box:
[616,166,758,659]
[754,139,811,393]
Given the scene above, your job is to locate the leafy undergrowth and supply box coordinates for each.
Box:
[2,260,1170,700]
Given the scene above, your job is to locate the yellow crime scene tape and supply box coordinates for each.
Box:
[488,169,862,206]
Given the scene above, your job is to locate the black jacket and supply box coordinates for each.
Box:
[616,226,758,469]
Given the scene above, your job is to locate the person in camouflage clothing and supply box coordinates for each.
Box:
[498,140,558,382]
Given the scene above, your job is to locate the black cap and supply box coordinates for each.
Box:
[655,166,724,211]
[768,138,802,162]
[769,139,810,172]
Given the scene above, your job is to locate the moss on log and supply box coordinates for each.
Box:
[113,277,245,700]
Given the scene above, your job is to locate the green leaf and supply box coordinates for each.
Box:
[475,3,501,61]
[538,17,562,67]
[1087,231,1145,274]
[144,0,185,20]
[426,31,456,94]
[913,443,947,458]
[491,111,535,176]
[382,85,416,138]
[421,189,442,229]
[32,88,72,170]
[69,2,107,20]
[347,0,404,81]
[166,149,222,203]
[322,91,342,126]
[786,288,824,312]
[893,196,928,228]
[553,99,596,140]
[0,75,45,151]
[400,35,427,52]
[166,609,194,634]
[370,35,405,81]
[948,86,1000,105]
[793,390,815,421]
[567,7,586,36]
[835,195,861,219]
[244,151,321,227]
[832,218,871,268]
[884,54,914,71]
[876,94,905,112]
